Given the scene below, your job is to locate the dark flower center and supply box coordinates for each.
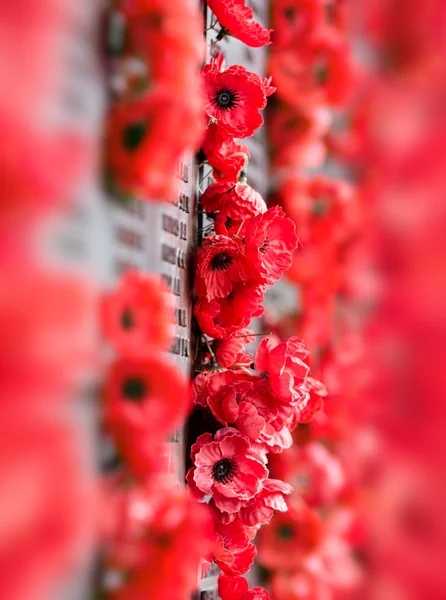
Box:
[277,524,295,540]
[313,61,329,85]
[214,87,240,111]
[284,7,295,21]
[313,198,328,216]
[211,253,234,271]
[212,458,237,484]
[123,121,147,151]
[259,239,270,254]
[122,376,147,401]
[121,309,135,330]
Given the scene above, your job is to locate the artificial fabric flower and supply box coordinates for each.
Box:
[239,479,293,527]
[214,329,255,368]
[194,283,265,339]
[190,428,268,513]
[202,122,250,183]
[195,235,251,300]
[245,206,299,285]
[200,179,267,221]
[255,336,310,405]
[218,574,272,600]
[257,503,323,570]
[196,371,294,453]
[207,0,273,47]
[269,29,353,108]
[270,570,332,600]
[105,482,211,600]
[202,54,273,138]
[104,353,190,475]
[106,90,203,201]
[294,443,345,508]
[210,519,256,576]
[101,270,172,354]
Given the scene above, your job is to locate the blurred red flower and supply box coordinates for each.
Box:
[207,0,272,47]
[195,235,251,300]
[104,353,190,476]
[257,503,323,570]
[271,0,324,48]
[105,481,211,600]
[101,270,172,354]
[214,328,255,368]
[106,90,203,201]
[202,54,272,138]
[200,180,267,221]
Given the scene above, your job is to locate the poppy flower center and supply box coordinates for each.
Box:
[122,376,147,401]
[313,60,329,85]
[211,253,234,271]
[123,121,147,151]
[313,198,328,216]
[277,524,295,540]
[215,87,240,111]
[259,239,270,254]
[212,458,237,484]
[121,309,134,330]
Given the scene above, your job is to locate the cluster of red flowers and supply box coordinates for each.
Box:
[189,4,333,591]
[0,2,98,599]
[99,271,211,599]
[105,0,205,201]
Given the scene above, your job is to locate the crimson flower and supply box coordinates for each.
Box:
[245,206,299,284]
[190,428,268,513]
[269,29,353,108]
[270,570,331,600]
[194,283,265,339]
[104,353,190,476]
[214,329,255,368]
[207,0,272,47]
[255,336,310,405]
[218,574,272,600]
[105,481,211,600]
[298,377,327,423]
[257,503,323,570]
[106,90,203,201]
[202,54,272,138]
[271,0,324,48]
[202,122,250,183]
[239,479,293,527]
[101,270,172,354]
[210,519,256,576]
[195,235,250,300]
[200,180,267,221]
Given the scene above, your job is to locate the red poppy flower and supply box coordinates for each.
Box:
[270,570,331,600]
[219,574,272,600]
[104,353,190,476]
[202,122,250,183]
[257,503,323,570]
[245,206,299,285]
[207,0,273,47]
[194,283,265,339]
[239,479,293,527]
[106,90,203,201]
[105,481,211,600]
[123,0,204,90]
[195,235,251,300]
[269,29,353,108]
[298,377,328,423]
[211,519,256,576]
[214,329,255,368]
[271,0,324,48]
[202,54,272,138]
[191,428,268,513]
[200,180,267,221]
[255,336,310,405]
[280,176,356,248]
[294,443,345,508]
[101,270,172,354]
[214,212,249,237]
